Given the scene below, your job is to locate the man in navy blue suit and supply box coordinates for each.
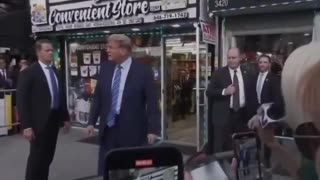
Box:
[86,34,161,176]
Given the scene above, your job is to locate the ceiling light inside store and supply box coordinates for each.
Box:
[171,24,181,28]
[76,33,84,35]
[132,28,140,31]
[288,42,293,45]
[104,31,110,33]
[166,38,181,44]
[304,33,310,36]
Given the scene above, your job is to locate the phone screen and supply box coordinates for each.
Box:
[108,165,178,180]
[233,134,261,180]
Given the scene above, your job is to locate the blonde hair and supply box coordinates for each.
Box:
[107,34,132,52]
[298,60,320,130]
[282,42,320,130]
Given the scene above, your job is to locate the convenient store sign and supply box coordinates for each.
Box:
[30,0,197,33]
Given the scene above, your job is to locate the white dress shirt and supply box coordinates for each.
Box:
[223,67,245,108]
[39,61,59,109]
[112,57,132,114]
[256,71,268,104]
[0,69,7,79]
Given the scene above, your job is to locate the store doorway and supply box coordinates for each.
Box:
[164,35,197,145]
[163,32,209,147]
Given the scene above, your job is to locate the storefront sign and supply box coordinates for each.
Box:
[30,0,198,33]
[209,0,318,14]
[200,21,216,45]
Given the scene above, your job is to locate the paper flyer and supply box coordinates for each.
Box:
[93,51,101,64]
[89,66,97,77]
[83,53,91,64]
[70,54,78,67]
[70,68,78,76]
[80,66,88,77]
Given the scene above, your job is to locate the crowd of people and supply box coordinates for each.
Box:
[0,53,30,90]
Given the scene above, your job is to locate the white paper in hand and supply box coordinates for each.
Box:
[257,103,284,128]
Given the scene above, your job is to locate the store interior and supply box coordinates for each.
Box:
[236,32,312,66]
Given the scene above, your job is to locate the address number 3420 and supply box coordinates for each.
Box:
[215,0,228,8]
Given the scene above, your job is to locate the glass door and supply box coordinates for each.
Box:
[196,26,210,150]
[162,24,210,149]
[164,34,198,146]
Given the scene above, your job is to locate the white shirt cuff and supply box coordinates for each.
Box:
[222,89,226,96]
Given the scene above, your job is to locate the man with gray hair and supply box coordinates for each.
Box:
[86,34,161,176]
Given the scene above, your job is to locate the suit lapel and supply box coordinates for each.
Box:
[120,60,135,109]
[261,72,270,96]
[36,63,51,95]
[240,67,248,88]
[106,63,116,92]
[52,66,61,89]
[224,67,232,85]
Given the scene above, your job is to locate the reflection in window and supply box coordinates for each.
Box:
[235,33,312,74]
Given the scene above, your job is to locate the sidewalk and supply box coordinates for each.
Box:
[0,129,99,180]
[0,129,293,180]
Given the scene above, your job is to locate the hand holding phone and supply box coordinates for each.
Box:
[232,132,262,180]
[104,147,183,180]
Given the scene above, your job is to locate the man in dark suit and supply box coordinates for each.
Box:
[86,34,161,176]
[17,39,71,180]
[206,48,255,153]
[252,55,284,173]
[0,55,12,89]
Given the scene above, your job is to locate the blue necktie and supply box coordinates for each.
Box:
[107,65,122,127]
[46,66,60,109]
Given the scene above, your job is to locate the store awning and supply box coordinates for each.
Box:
[208,0,319,17]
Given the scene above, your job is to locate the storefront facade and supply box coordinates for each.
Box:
[30,0,216,150]
[208,0,319,66]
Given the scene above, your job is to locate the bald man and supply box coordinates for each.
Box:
[206,48,255,153]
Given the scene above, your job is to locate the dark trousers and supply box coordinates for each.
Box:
[98,116,146,177]
[25,111,60,180]
[98,116,121,176]
[213,108,249,153]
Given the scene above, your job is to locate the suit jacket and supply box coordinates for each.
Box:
[206,66,255,126]
[0,69,12,89]
[89,60,161,146]
[16,62,69,133]
[252,72,284,119]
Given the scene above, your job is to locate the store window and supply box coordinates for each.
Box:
[235,32,312,74]
[66,34,161,127]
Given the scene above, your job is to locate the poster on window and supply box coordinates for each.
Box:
[201,21,217,45]
[67,40,107,127]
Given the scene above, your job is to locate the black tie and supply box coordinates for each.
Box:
[233,70,240,111]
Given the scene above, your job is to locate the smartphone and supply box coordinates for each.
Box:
[232,132,262,180]
[104,146,183,180]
